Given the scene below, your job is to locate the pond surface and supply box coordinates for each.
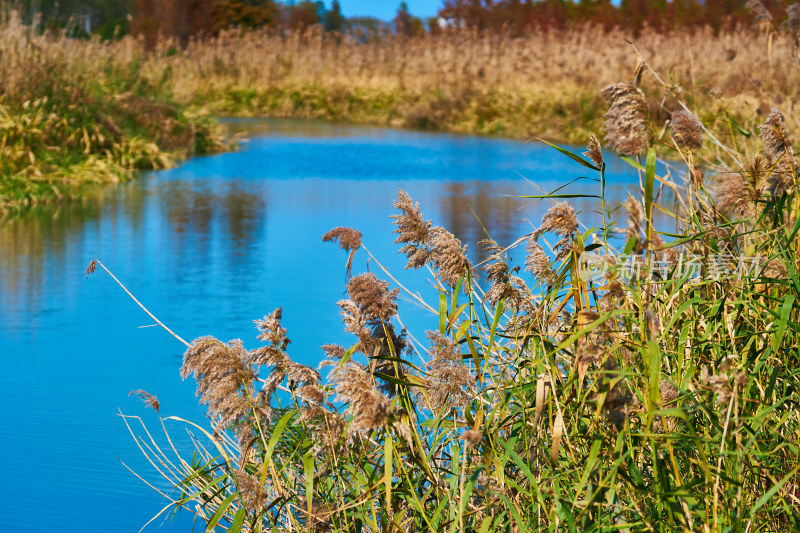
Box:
[0,119,641,531]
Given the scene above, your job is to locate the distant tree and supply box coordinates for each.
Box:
[283,0,324,31]
[324,0,347,32]
[132,0,214,46]
[394,2,424,36]
[212,0,278,31]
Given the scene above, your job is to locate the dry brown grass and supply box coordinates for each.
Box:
[135,24,800,154]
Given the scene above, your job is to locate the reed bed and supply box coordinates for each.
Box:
[157,23,800,152]
[0,12,224,215]
[102,28,800,531]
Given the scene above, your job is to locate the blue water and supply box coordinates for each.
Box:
[0,119,639,532]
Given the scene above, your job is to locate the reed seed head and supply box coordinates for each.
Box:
[85,259,97,279]
[322,226,362,252]
[660,381,679,406]
[525,238,553,281]
[759,108,791,162]
[234,468,265,512]
[321,344,347,361]
[481,239,529,308]
[331,363,390,434]
[129,389,159,411]
[535,201,579,239]
[346,272,399,322]
[420,331,473,413]
[181,336,260,434]
[392,189,433,269]
[337,299,380,356]
[429,226,471,287]
[601,83,651,156]
[670,110,703,149]
[254,308,291,353]
[700,365,733,406]
[584,134,604,168]
[460,429,482,448]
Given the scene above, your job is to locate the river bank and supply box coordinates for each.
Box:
[1,18,796,213]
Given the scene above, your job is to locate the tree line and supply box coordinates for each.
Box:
[5,0,789,43]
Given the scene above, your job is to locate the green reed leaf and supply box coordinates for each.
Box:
[205,492,236,532]
[535,137,602,171]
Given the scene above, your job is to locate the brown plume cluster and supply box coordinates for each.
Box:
[525,238,554,283]
[129,389,160,411]
[583,134,604,168]
[670,110,703,150]
[419,331,473,413]
[392,189,471,287]
[600,83,651,156]
[346,273,399,322]
[530,202,581,264]
[331,363,391,434]
[336,272,409,396]
[322,227,362,252]
[481,239,533,311]
[182,309,320,448]
[760,108,792,162]
[323,226,363,277]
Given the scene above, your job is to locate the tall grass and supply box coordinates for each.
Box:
[103,32,800,531]
[0,11,224,215]
[155,23,800,150]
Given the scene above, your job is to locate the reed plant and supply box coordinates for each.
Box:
[103,39,800,531]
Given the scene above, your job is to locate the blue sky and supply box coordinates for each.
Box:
[333,1,441,20]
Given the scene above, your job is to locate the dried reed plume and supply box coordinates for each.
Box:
[181,337,262,438]
[534,201,579,239]
[85,259,97,279]
[320,344,347,367]
[460,429,482,448]
[331,363,390,434]
[300,405,346,455]
[392,189,433,269]
[716,158,769,217]
[322,227,362,252]
[584,134,604,168]
[429,226,471,287]
[670,110,703,150]
[600,83,651,156]
[323,226,362,277]
[346,273,399,322]
[746,0,773,22]
[760,108,791,162]
[525,238,553,282]
[420,331,473,413]
[337,299,381,356]
[254,308,290,359]
[600,382,636,429]
[660,381,679,406]
[392,189,470,286]
[129,389,160,411]
[234,468,265,511]
[624,193,645,250]
[700,365,734,406]
[481,239,530,310]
